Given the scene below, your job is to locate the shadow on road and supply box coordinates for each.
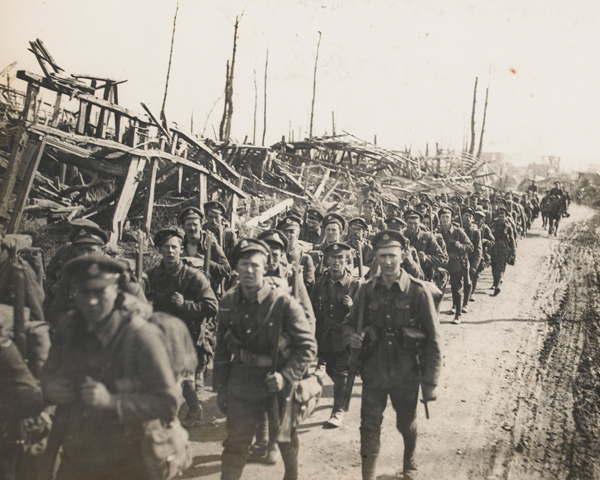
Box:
[182,454,222,478]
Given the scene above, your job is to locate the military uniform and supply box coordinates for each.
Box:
[462,220,483,306]
[473,211,495,296]
[300,208,323,245]
[40,256,178,480]
[204,201,238,261]
[310,243,360,425]
[437,209,473,323]
[404,225,448,282]
[213,266,317,480]
[490,210,516,294]
[341,231,442,480]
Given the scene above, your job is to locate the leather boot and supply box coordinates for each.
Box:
[463,284,471,308]
[361,454,378,480]
[279,440,299,480]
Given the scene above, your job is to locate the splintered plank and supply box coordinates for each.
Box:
[246,198,294,228]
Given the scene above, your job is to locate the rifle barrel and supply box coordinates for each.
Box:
[13,263,26,357]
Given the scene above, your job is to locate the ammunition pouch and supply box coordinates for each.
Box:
[224,330,291,367]
[365,325,424,351]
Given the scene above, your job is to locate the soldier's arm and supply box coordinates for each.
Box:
[471,231,483,269]
[209,240,232,281]
[114,323,178,424]
[301,254,315,292]
[293,276,316,331]
[403,248,424,279]
[279,295,318,385]
[341,283,366,346]
[435,235,449,267]
[421,234,448,269]
[212,307,233,394]
[455,229,474,254]
[45,275,70,327]
[184,271,219,318]
[483,227,495,248]
[414,286,443,386]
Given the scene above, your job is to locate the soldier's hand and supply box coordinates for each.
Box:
[217,392,228,414]
[81,376,116,410]
[469,268,476,277]
[343,295,353,307]
[265,372,286,393]
[171,292,185,306]
[418,251,426,262]
[45,377,76,405]
[421,383,437,402]
[348,332,365,349]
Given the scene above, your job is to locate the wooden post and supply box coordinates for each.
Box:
[230,177,244,228]
[109,156,147,244]
[0,82,39,225]
[7,136,46,233]
[198,172,208,212]
[143,157,159,238]
[51,92,62,127]
[313,167,330,199]
[177,165,183,193]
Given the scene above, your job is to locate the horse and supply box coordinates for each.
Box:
[542,196,562,236]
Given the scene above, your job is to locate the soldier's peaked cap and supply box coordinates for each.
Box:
[403,209,423,221]
[306,208,324,222]
[154,227,184,247]
[277,216,301,231]
[372,230,407,250]
[204,201,226,215]
[450,195,464,203]
[461,206,474,216]
[322,213,345,231]
[362,197,377,206]
[68,224,109,245]
[474,209,487,218]
[385,216,407,228]
[496,206,508,215]
[257,229,288,251]
[323,242,352,255]
[231,238,270,264]
[415,202,429,210]
[348,217,368,230]
[178,207,203,224]
[64,254,125,289]
[438,206,453,217]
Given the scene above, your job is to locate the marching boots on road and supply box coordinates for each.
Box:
[461,207,482,310]
[342,230,442,480]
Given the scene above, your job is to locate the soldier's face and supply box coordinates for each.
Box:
[268,246,283,271]
[159,237,182,269]
[206,210,221,227]
[74,282,119,326]
[282,227,299,245]
[328,252,347,275]
[349,225,364,241]
[74,244,102,257]
[237,252,268,289]
[406,218,419,234]
[183,219,202,241]
[439,213,452,227]
[462,213,473,227]
[363,204,374,216]
[324,224,341,243]
[306,217,320,231]
[376,246,403,277]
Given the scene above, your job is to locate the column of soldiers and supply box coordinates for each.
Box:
[0,187,531,480]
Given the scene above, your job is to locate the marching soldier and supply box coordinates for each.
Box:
[204,201,238,261]
[146,228,219,425]
[360,197,386,235]
[490,207,516,296]
[437,207,473,324]
[313,213,348,278]
[342,230,442,480]
[300,208,323,245]
[213,238,317,480]
[460,207,482,309]
[179,207,232,292]
[41,255,179,480]
[472,208,495,299]
[403,209,448,283]
[346,217,374,275]
[277,216,316,292]
[310,242,360,428]
[46,224,146,327]
[382,216,425,280]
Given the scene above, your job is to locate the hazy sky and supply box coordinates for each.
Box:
[2,0,600,171]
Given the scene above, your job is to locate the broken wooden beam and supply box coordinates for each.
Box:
[246,198,294,228]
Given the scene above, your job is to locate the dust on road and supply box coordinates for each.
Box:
[184,205,598,480]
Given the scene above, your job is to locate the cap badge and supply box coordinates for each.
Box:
[78,228,87,236]
[188,209,193,215]
[286,218,291,224]
[383,234,390,240]
[333,245,339,250]
[240,240,248,248]
[88,263,100,276]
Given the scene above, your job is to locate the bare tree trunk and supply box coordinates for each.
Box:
[331,111,335,135]
[262,49,269,146]
[160,0,179,129]
[476,85,489,159]
[253,68,257,145]
[309,31,322,138]
[468,77,478,155]
[203,95,223,136]
[219,14,242,141]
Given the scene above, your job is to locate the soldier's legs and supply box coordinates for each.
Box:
[491,259,506,295]
[321,350,350,427]
[222,396,266,480]
[181,378,203,426]
[449,273,463,322]
[360,385,389,480]
[470,269,480,301]
[278,430,300,480]
[462,269,471,310]
[389,383,419,474]
[195,345,211,390]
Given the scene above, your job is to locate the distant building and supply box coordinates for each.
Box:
[526,156,560,179]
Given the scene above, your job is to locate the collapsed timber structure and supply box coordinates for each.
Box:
[0,40,497,241]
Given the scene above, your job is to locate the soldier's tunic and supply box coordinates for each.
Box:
[286,244,316,293]
[205,223,237,262]
[478,223,495,272]
[146,261,218,375]
[341,272,442,470]
[404,227,448,282]
[490,218,516,288]
[310,270,360,412]
[438,224,473,314]
[183,231,232,292]
[40,294,178,480]
[213,277,317,480]
[462,224,483,304]
[347,238,374,274]
[43,243,77,312]
[361,215,386,237]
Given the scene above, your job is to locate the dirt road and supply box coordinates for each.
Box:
[184,205,598,480]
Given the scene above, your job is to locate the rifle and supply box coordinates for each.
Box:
[341,285,366,411]
[357,241,364,278]
[136,230,144,284]
[276,255,302,443]
[402,327,430,419]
